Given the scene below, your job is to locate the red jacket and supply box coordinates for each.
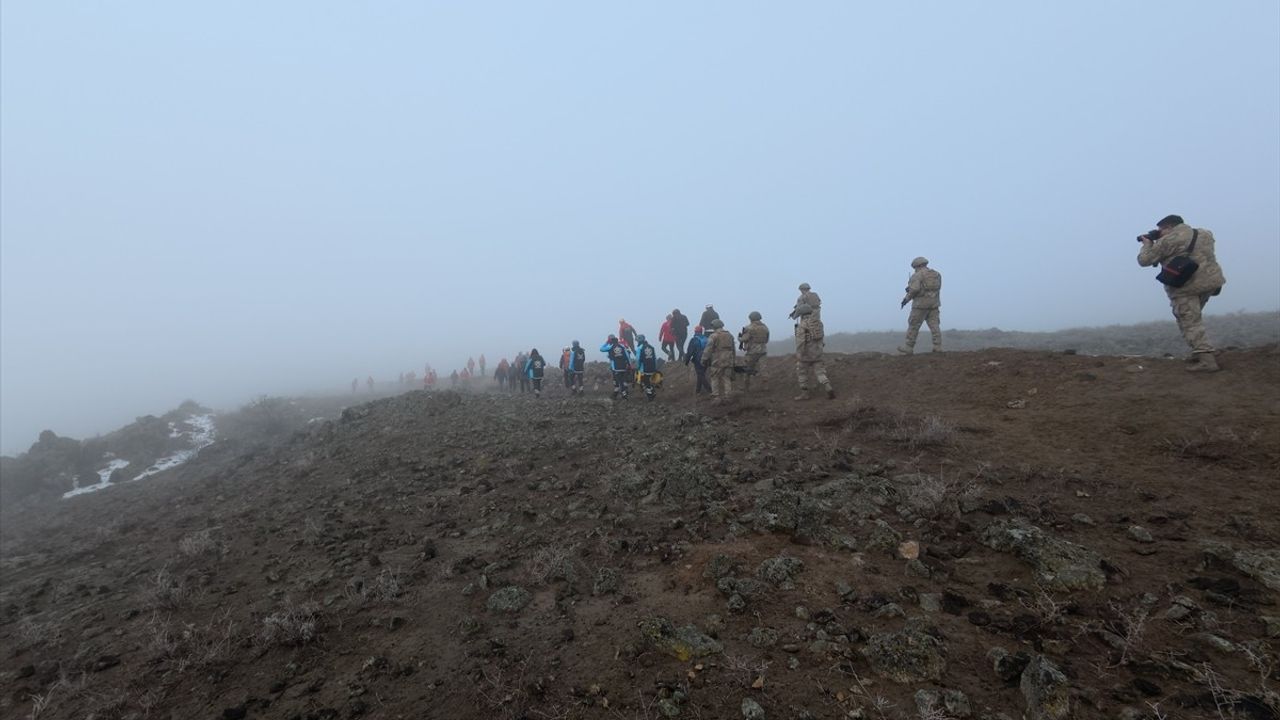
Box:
[659,320,676,344]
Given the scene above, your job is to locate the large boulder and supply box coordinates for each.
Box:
[981,519,1106,591]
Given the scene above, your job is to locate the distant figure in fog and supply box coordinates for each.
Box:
[366,376,374,393]
[525,349,547,397]
[351,378,358,394]
[496,358,510,390]
[513,351,529,393]
[566,341,586,395]
[479,354,486,377]
[506,360,521,392]
[450,370,459,387]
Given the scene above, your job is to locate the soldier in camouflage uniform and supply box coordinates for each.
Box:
[898,257,942,355]
[737,311,770,392]
[791,282,822,323]
[702,319,737,402]
[793,302,834,400]
[1137,214,1227,372]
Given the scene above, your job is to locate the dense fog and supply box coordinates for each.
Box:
[3,2,1279,454]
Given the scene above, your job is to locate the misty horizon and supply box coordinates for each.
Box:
[4,2,1279,455]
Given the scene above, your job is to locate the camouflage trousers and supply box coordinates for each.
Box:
[796,360,831,391]
[905,307,942,351]
[742,352,765,390]
[708,366,733,398]
[1171,292,1215,354]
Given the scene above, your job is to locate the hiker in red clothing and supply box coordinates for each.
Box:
[618,319,637,351]
[467,357,476,376]
[659,314,677,361]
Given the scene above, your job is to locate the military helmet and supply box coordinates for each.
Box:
[911,256,929,267]
[748,311,762,321]
[711,319,724,329]
[794,303,813,316]
[798,282,810,291]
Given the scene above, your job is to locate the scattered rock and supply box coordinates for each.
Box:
[1203,542,1280,592]
[914,688,972,718]
[989,647,1031,684]
[898,540,920,560]
[981,518,1106,591]
[638,617,723,661]
[860,619,946,683]
[748,627,779,649]
[757,556,804,589]
[657,698,681,718]
[1127,525,1154,543]
[486,586,532,613]
[1020,654,1070,720]
[741,697,766,720]
[593,567,622,595]
[1071,513,1095,527]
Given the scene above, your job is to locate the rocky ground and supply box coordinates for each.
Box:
[1,347,1278,720]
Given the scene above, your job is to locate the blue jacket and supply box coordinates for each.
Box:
[685,334,708,365]
[600,341,632,371]
[568,346,586,372]
[524,354,546,379]
[635,341,659,373]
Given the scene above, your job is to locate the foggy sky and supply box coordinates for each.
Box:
[3,1,1279,455]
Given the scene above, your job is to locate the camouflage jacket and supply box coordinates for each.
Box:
[795,318,825,362]
[738,321,770,355]
[904,268,942,309]
[792,290,822,321]
[702,329,737,369]
[1137,223,1226,298]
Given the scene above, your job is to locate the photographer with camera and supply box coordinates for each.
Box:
[1136,214,1226,372]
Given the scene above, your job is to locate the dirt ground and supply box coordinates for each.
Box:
[2,346,1278,720]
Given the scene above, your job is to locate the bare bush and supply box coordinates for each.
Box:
[884,414,956,449]
[145,566,192,610]
[258,601,322,647]
[177,528,225,560]
[528,545,581,585]
[1106,601,1149,666]
[344,568,405,606]
[15,617,62,652]
[148,611,237,674]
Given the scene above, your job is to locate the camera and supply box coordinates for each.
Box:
[1137,228,1162,242]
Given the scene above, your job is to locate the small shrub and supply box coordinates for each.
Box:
[178,528,225,560]
[145,566,192,610]
[258,602,322,647]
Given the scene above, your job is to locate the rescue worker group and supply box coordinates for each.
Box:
[358,259,945,405]
[357,214,1228,401]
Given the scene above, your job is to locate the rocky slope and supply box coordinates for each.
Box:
[1,347,1278,719]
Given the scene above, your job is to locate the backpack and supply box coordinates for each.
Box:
[1155,230,1200,288]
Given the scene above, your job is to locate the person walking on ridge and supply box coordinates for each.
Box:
[685,325,711,395]
[738,311,770,392]
[898,257,943,355]
[702,319,736,403]
[601,334,633,400]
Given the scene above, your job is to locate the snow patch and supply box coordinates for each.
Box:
[132,414,216,481]
[63,458,132,498]
[62,413,217,499]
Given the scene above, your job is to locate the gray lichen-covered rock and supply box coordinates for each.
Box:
[1203,541,1280,592]
[860,619,947,683]
[592,567,622,595]
[741,697,766,720]
[748,488,833,544]
[748,626,779,648]
[757,555,804,588]
[865,519,904,553]
[638,616,724,661]
[981,518,1106,591]
[486,586,532,613]
[914,688,972,718]
[1020,654,1071,720]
